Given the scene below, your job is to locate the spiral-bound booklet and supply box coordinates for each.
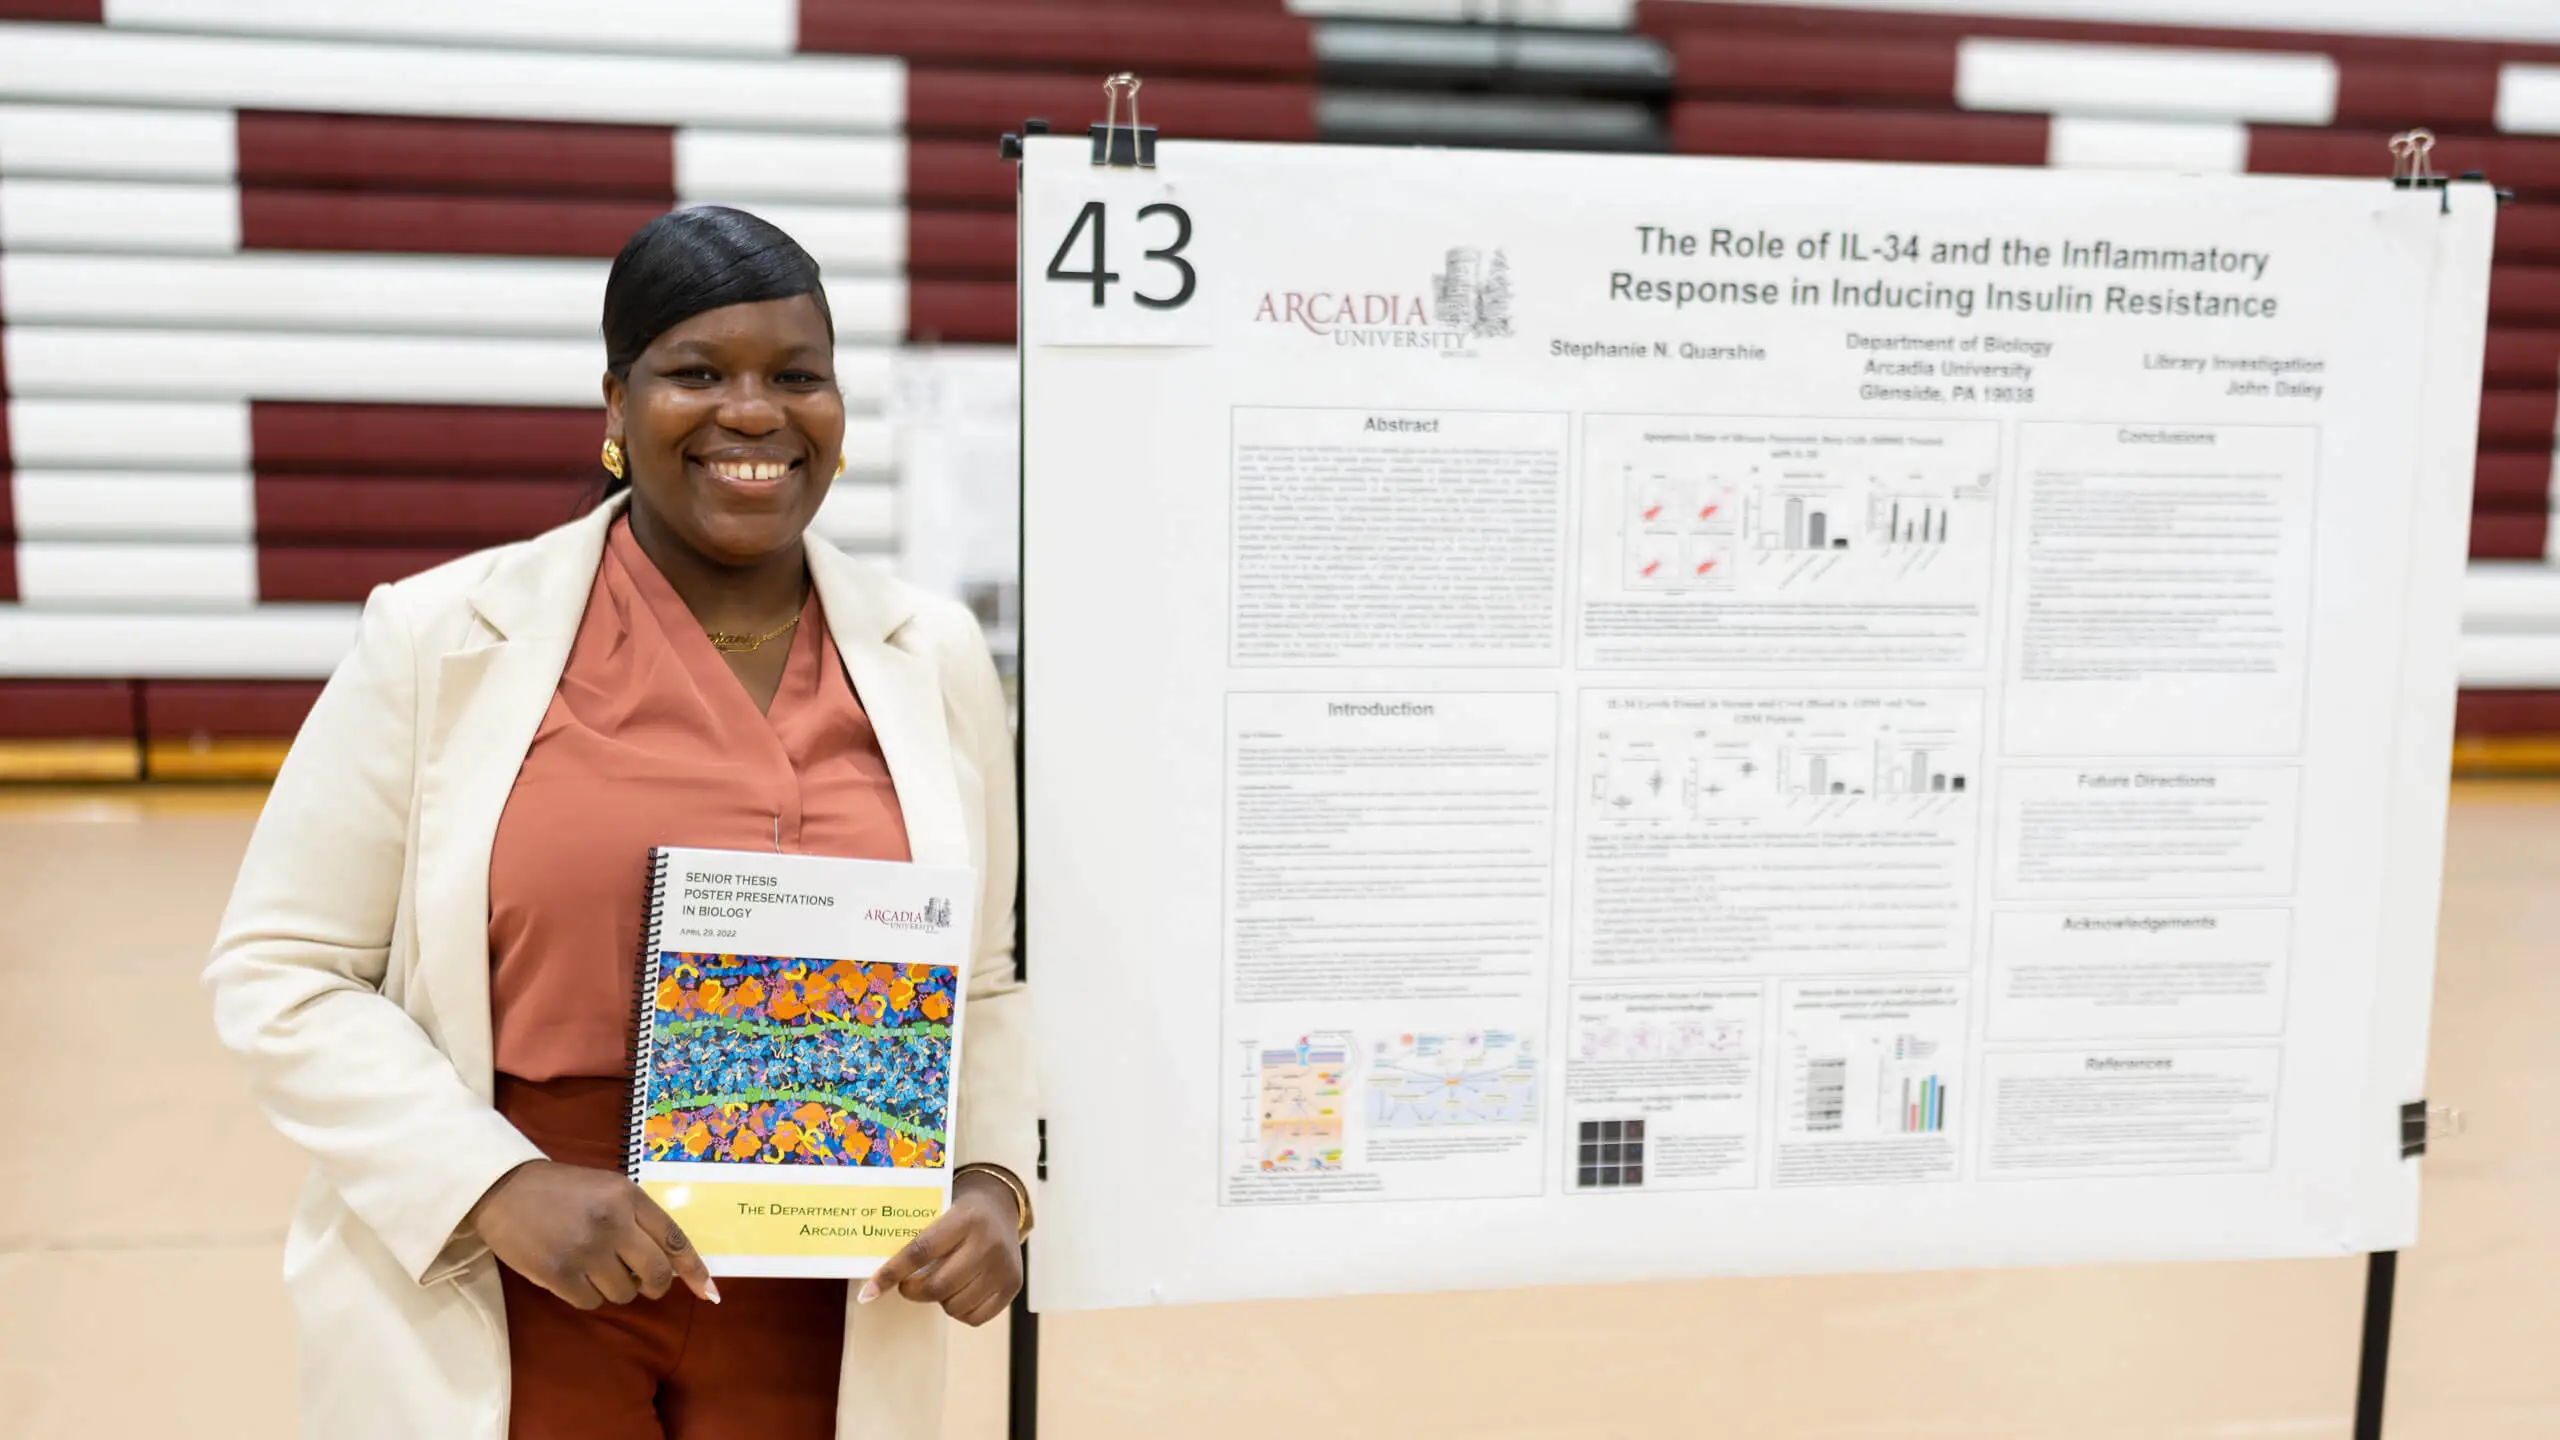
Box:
[629,845,976,1279]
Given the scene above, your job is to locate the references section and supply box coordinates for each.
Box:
[1982,1048,2280,1179]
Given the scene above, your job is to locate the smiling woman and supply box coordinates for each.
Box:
[599,210,851,710]
[201,204,1036,1440]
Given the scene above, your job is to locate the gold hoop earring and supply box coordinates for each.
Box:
[600,437,626,480]
[834,453,847,480]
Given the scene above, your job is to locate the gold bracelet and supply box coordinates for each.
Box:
[954,1162,1034,1241]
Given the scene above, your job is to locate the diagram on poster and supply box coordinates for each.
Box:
[1574,689,1984,974]
[1252,1032,1349,1173]
[1566,985,1765,1193]
[1368,1030,1541,1128]
[1224,1021,1546,1206]
[1776,980,1965,1187]
[1579,416,2000,669]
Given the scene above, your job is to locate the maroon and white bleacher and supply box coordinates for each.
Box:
[1,0,2556,774]
[1637,0,2560,740]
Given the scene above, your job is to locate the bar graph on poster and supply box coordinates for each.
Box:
[1018,138,2490,1309]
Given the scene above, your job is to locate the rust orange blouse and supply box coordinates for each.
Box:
[487,517,912,1082]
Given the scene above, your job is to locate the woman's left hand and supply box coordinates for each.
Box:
[857,1170,1023,1325]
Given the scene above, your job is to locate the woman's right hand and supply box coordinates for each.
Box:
[467,1160,719,1310]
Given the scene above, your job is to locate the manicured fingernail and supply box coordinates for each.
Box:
[704,1278,721,1305]
[857,1280,880,1304]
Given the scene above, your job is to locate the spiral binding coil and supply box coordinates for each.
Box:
[624,847,674,1179]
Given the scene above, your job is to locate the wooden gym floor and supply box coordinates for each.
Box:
[1,782,2553,1439]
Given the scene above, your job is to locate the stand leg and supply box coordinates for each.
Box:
[1007,1251,1039,1440]
[2353,1250,2397,1440]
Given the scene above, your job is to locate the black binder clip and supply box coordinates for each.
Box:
[997,117,1048,162]
[1090,72,1156,168]
[2399,1099,2464,1159]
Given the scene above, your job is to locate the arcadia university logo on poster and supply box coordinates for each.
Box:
[1253,247,1515,351]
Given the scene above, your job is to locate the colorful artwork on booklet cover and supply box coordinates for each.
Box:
[641,953,956,1169]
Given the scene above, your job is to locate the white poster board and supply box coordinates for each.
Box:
[1017,137,2493,1312]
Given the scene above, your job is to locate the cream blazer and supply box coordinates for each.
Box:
[203,498,1036,1440]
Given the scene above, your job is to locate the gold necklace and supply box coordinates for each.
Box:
[704,615,801,654]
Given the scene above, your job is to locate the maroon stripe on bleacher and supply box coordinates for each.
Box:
[1672,101,2049,166]
[0,0,102,19]
[2493,269,2560,327]
[907,140,1017,208]
[2477,453,2558,510]
[908,211,1013,279]
[2475,138,2560,196]
[2482,390,2560,451]
[256,476,594,546]
[2501,209,2560,266]
[0,681,133,739]
[2471,513,2552,559]
[1634,0,2560,67]
[2487,330,2560,386]
[242,188,666,258]
[2457,689,2560,734]
[251,403,602,476]
[2331,61,2504,128]
[140,681,324,741]
[258,547,473,603]
[238,112,676,200]
[1667,33,1958,104]
[905,69,1319,142]
[907,280,1015,345]
[800,2,1314,77]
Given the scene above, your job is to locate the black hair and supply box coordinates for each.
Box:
[596,206,833,498]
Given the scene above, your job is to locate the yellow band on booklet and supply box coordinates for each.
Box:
[643,1181,944,1259]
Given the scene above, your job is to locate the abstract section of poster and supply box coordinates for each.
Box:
[1231,406,1569,668]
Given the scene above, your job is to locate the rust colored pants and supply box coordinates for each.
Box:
[494,1076,847,1440]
